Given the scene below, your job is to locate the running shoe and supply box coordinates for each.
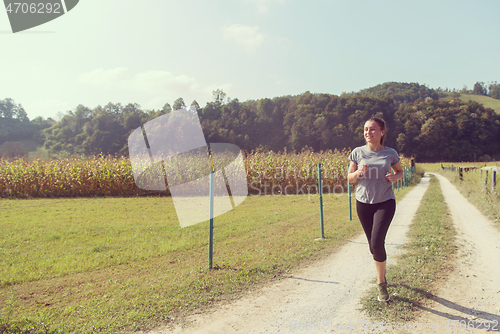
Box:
[377,282,390,302]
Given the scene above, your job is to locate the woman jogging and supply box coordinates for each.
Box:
[347,117,403,302]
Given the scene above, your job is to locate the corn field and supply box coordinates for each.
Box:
[0,149,413,198]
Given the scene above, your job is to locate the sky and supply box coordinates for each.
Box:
[1,0,499,120]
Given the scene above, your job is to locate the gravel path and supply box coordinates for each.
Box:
[147,175,432,333]
[145,173,500,333]
[412,173,500,333]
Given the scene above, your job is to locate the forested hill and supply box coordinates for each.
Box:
[1,81,500,162]
[356,82,440,105]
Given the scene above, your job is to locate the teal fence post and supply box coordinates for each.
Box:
[348,182,352,221]
[318,163,324,238]
[404,167,407,187]
[347,164,352,221]
[493,171,497,193]
[208,170,214,269]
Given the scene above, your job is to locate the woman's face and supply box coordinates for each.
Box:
[364,121,384,144]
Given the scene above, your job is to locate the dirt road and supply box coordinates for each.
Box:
[412,173,500,333]
[147,175,432,333]
[145,173,500,333]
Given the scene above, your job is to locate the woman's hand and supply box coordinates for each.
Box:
[358,164,369,175]
[386,162,404,183]
[348,162,368,183]
[385,171,398,182]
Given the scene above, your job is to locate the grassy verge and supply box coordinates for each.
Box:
[420,162,499,228]
[440,168,499,227]
[361,174,457,322]
[0,175,420,334]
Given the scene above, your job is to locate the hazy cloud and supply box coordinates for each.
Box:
[78,67,130,89]
[222,24,265,52]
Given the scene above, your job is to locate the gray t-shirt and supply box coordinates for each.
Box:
[349,145,400,204]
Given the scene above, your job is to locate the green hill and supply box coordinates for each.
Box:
[457,94,500,114]
[356,82,440,104]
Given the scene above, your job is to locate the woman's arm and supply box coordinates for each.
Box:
[385,162,404,183]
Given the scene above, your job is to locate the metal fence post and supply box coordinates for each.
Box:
[347,164,352,221]
[493,171,497,193]
[403,167,406,187]
[318,163,324,238]
[208,170,214,269]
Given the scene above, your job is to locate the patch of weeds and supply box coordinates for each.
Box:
[92,245,110,253]
[0,319,63,334]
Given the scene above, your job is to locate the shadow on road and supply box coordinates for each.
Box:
[395,284,500,331]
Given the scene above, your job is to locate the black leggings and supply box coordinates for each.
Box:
[356,199,396,262]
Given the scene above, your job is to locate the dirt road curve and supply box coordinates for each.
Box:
[146,173,500,333]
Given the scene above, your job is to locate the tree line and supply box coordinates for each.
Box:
[467,81,500,99]
[1,82,499,162]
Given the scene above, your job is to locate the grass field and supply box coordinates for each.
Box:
[458,94,500,114]
[440,92,500,114]
[0,174,420,333]
[27,147,50,161]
